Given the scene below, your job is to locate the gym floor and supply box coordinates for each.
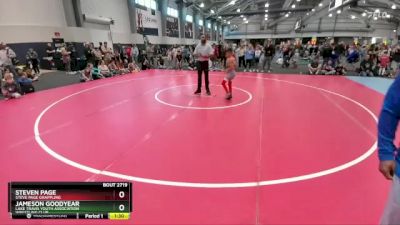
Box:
[0,69,394,224]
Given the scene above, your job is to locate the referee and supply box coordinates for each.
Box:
[193,35,214,95]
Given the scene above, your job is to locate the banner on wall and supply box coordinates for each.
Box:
[185,22,193,39]
[166,16,179,38]
[136,7,159,36]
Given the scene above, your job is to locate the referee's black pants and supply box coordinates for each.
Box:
[196,61,210,92]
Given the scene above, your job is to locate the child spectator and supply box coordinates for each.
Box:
[244,45,255,72]
[24,68,39,81]
[108,60,120,75]
[91,65,104,80]
[98,60,111,77]
[157,56,166,69]
[359,55,374,76]
[128,62,140,73]
[2,73,21,100]
[17,70,35,94]
[335,63,347,75]
[80,63,93,82]
[321,60,336,75]
[176,49,183,70]
[26,48,40,75]
[379,51,390,77]
[308,59,321,75]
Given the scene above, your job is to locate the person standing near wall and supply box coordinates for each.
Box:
[26,48,40,75]
[0,42,17,78]
[193,35,213,96]
[132,44,139,64]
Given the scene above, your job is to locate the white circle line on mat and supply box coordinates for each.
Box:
[34,74,378,188]
[154,84,253,110]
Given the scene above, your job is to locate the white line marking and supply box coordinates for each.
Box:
[154,84,253,110]
[34,75,378,188]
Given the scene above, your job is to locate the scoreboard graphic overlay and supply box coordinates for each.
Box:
[8,182,132,220]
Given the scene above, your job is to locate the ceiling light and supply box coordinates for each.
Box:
[210,9,215,14]
[265,17,268,20]
[362,12,367,17]
[265,13,268,17]
[337,9,341,14]
[243,17,247,21]
[392,4,397,9]
[351,15,356,19]
[265,3,269,7]
[227,21,231,24]
[319,3,323,7]
[265,9,269,12]
[387,14,391,18]
[374,9,380,13]
[237,8,240,12]
[328,13,332,17]
[244,20,248,24]
[306,12,310,15]
[285,13,289,17]
[200,2,204,8]
[292,4,296,8]
[373,17,378,20]
[312,8,315,12]
[218,16,222,19]
[240,14,244,17]
[394,30,397,33]
[297,0,301,1]
[229,0,235,5]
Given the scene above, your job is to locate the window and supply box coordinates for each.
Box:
[214,25,217,31]
[186,15,193,22]
[207,22,211,29]
[167,7,178,17]
[199,19,203,26]
[135,0,157,10]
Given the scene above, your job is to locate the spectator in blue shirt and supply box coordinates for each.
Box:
[244,45,255,72]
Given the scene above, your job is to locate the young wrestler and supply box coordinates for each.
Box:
[222,49,236,100]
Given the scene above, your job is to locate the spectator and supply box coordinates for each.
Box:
[1,72,21,100]
[335,63,347,75]
[321,60,336,75]
[391,46,400,77]
[176,49,183,70]
[26,48,40,75]
[237,45,246,69]
[379,51,390,77]
[261,41,275,73]
[24,68,39,81]
[84,42,94,66]
[244,44,255,72]
[359,55,374,76]
[93,47,102,67]
[281,44,291,68]
[132,44,139,63]
[254,45,262,72]
[308,59,321,75]
[0,42,17,78]
[102,42,113,63]
[128,61,140,73]
[80,63,93,82]
[91,64,104,80]
[98,60,111,77]
[46,43,55,57]
[16,69,35,94]
[157,56,166,69]
[61,44,72,74]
